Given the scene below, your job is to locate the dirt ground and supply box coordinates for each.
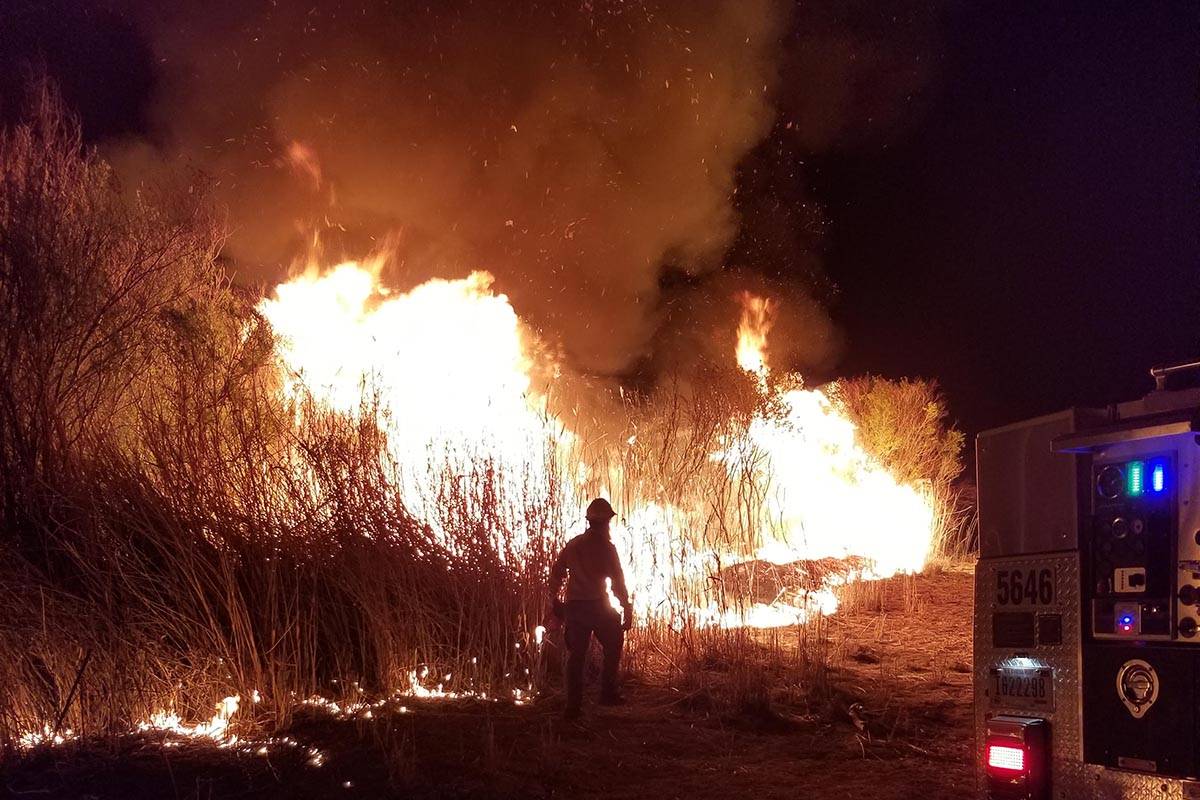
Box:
[2,568,975,800]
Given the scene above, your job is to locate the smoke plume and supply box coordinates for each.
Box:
[118,1,788,377]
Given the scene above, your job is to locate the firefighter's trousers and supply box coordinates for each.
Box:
[563,598,623,711]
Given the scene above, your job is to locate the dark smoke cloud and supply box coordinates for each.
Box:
[115,0,789,377]
[0,1,942,386]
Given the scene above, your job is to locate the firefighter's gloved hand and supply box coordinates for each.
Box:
[621,603,634,631]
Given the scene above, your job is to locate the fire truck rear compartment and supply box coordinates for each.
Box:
[976,376,1200,797]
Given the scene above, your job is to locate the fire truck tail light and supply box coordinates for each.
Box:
[987,743,1025,772]
[984,716,1050,800]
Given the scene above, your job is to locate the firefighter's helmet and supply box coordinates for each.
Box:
[585,498,617,522]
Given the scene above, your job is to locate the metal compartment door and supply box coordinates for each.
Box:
[1082,644,1197,778]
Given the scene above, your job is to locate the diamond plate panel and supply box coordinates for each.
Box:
[974,553,1200,799]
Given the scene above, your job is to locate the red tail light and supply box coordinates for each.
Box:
[987,743,1025,772]
[985,716,1049,800]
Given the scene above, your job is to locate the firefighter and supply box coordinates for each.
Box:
[548,497,633,720]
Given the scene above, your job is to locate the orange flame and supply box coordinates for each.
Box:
[710,292,935,625]
[736,291,773,376]
[257,262,936,630]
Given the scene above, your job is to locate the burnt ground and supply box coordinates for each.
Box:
[2,568,975,800]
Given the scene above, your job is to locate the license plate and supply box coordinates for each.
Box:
[991,667,1054,710]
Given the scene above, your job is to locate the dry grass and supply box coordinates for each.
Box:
[2,570,978,800]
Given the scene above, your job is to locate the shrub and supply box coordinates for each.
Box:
[833,375,972,561]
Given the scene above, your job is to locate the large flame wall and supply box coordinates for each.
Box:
[258,260,936,628]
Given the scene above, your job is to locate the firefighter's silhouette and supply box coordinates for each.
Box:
[548,498,632,719]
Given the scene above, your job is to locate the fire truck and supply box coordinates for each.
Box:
[976,361,1200,800]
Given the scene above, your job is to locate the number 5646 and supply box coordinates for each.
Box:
[996,568,1055,606]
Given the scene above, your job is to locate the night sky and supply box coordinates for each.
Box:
[3,1,1196,444]
[816,3,1197,440]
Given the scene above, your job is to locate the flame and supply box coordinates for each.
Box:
[15,279,939,752]
[703,292,935,624]
[741,387,934,576]
[137,695,242,744]
[735,291,773,376]
[260,263,536,436]
[258,260,563,534]
[257,258,935,631]
[20,669,541,752]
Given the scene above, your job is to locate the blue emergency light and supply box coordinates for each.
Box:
[1152,462,1166,494]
